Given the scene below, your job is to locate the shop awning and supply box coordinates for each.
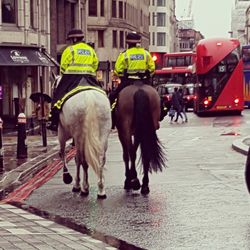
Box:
[0,46,57,67]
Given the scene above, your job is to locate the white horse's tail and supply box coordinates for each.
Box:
[83,93,102,175]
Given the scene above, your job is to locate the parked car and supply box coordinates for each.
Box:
[183,83,196,111]
[156,83,182,110]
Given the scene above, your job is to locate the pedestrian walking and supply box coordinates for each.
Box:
[168,105,175,123]
[178,88,188,122]
[171,87,183,123]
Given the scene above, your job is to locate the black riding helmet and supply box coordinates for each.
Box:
[67,28,84,41]
[126,32,141,44]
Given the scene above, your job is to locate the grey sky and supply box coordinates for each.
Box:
[175,0,235,38]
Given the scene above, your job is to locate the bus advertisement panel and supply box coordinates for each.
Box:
[193,38,244,115]
[242,45,250,107]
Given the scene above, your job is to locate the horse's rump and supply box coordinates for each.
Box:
[59,90,111,174]
[116,83,161,131]
[117,83,166,173]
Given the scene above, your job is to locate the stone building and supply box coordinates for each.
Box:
[231,0,250,45]
[177,28,204,52]
[0,0,55,129]
[149,0,178,68]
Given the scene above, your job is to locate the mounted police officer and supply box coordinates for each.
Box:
[109,32,155,128]
[47,28,99,131]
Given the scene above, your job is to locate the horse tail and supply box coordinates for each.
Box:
[134,89,167,173]
[83,92,102,175]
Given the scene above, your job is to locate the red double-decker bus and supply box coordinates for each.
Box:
[193,38,244,115]
[163,51,196,69]
[153,51,196,110]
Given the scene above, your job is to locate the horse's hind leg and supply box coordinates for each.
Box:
[72,152,81,193]
[130,142,140,191]
[97,150,107,199]
[141,165,150,195]
[80,160,89,196]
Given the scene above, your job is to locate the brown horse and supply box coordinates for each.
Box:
[115,80,167,195]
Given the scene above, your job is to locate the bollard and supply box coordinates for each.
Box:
[17,113,28,159]
[0,117,3,173]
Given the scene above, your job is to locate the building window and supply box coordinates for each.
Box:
[2,0,16,23]
[30,0,35,28]
[152,12,155,26]
[100,0,104,16]
[98,30,104,47]
[157,32,166,46]
[113,30,117,48]
[120,30,124,48]
[124,2,126,19]
[118,1,123,18]
[157,0,165,6]
[152,32,155,45]
[157,13,166,26]
[89,0,97,16]
[112,0,116,18]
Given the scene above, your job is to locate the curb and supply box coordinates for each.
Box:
[232,136,249,156]
[0,137,73,199]
[0,146,60,199]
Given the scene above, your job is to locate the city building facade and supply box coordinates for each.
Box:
[177,28,204,52]
[0,0,54,128]
[149,0,178,68]
[231,0,250,45]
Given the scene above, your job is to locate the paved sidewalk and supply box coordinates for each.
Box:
[0,203,117,250]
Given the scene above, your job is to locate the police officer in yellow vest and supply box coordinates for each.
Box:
[47,28,99,131]
[109,32,155,128]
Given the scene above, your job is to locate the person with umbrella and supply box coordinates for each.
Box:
[46,28,99,131]
[30,93,52,103]
[30,93,51,133]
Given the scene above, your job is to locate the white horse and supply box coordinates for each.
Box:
[53,76,111,199]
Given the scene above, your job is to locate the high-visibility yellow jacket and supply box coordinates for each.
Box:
[114,46,155,78]
[60,42,98,76]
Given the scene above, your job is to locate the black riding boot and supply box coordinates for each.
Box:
[47,108,60,131]
[109,92,117,129]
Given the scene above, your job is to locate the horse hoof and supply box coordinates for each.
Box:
[80,190,89,197]
[72,187,81,193]
[124,179,131,190]
[63,173,73,184]
[141,186,150,195]
[97,194,107,199]
[131,179,141,190]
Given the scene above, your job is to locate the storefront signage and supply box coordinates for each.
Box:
[10,50,29,63]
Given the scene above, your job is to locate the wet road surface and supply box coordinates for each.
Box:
[20,112,250,249]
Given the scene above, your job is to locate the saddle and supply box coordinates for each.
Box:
[54,77,106,111]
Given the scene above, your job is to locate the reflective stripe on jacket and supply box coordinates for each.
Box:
[60,42,99,76]
[114,47,155,77]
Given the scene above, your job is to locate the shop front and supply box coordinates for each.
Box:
[0,45,56,131]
